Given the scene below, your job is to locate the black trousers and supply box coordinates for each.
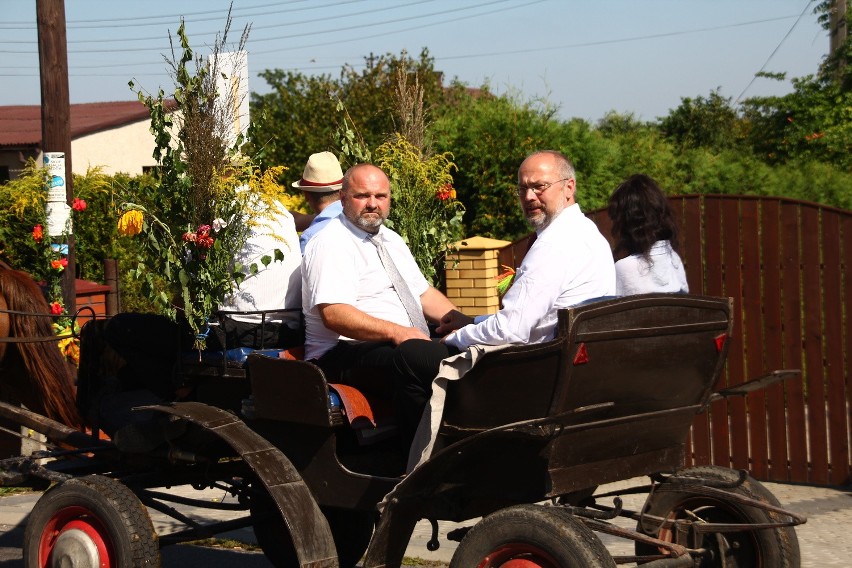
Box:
[316,339,456,446]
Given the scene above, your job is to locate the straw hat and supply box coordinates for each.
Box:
[291,152,343,192]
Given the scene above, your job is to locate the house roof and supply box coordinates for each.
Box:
[0,100,173,148]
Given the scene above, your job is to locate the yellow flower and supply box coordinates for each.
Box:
[118,210,144,236]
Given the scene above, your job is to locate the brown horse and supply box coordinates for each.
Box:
[0,263,80,429]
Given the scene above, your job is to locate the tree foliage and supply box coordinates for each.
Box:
[249,49,445,187]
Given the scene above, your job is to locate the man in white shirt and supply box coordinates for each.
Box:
[302,164,458,445]
[215,195,303,349]
[438,150,616,349]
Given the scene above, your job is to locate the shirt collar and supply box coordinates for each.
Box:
[537,202,583,236]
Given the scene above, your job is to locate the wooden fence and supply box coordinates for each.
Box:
[500,195,850,486]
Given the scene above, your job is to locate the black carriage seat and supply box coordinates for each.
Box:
[246,354,397,444]
[436,293,732,495]
[76,314,181,435]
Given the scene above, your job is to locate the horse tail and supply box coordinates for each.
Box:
[0,269,81,427]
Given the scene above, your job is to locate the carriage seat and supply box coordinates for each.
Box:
[247,354,397,444]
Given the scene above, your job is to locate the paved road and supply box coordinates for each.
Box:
[1,477,849,566]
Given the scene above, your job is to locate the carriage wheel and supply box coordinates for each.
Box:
[635,466,801,567]
[250,488,374,568]
[449,504,615,568]
[23,475,159,568]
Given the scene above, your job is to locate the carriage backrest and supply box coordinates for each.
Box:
[440,294,731,437]
[552,294,732,418]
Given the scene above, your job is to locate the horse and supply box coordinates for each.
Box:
[0,262,80,430]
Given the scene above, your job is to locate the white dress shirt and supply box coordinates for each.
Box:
[302,215,429,360]
[220,200,302,325]
[615,240,688,295]
[444,204,616,351]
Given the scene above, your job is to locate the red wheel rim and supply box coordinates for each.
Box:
[476,543,560,568]
[39,505,114,568]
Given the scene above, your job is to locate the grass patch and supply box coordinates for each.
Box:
[401,558,448,567]
[0,486,37,496]
[181,537,261,552]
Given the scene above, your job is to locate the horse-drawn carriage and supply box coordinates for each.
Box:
[0,270,804,568]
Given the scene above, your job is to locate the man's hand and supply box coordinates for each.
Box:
[436,309,474,335]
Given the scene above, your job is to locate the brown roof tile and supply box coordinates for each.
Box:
[0,100,174,148]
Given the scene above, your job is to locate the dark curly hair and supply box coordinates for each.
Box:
[607,174,679,260]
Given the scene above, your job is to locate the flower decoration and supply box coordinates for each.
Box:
[118,165,288,350]
[436,183,457,201]
[54,322,80,366]
[71,198,87,212]
[49,301,63,315]
[32,224,44,243]
[495,265,516,295]
[50,258,68,272]
[117,210,143,236]
[122,21,287,350]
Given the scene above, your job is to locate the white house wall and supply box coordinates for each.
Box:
[70,118,157,175]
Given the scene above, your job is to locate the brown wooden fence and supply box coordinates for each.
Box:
[499,195,850,486]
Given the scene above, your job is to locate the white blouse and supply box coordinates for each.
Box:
[615,240,688,295]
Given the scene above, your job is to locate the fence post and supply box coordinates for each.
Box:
[103,258,120,315]
[444,236,510,317]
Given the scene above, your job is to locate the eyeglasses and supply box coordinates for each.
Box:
[517,178,570,196]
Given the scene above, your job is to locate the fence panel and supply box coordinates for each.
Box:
[801,206,829,484]
[822,212,847,486]
[759,200,789,481]
[780,202,808,481]
[741,199,768,480]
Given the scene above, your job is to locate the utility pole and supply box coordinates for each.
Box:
[830,0,848,55]
[36,0,75,313]
[830,0,848,80]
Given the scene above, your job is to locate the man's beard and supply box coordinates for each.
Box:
[352,211,384,231]
[525,208,550,230]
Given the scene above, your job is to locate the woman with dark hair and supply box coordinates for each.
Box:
[607,174,688,295]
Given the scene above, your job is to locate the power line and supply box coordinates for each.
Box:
[735,0,815,102]
[0,0,346,28]
[0,0,504,54]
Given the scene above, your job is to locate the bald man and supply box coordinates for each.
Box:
[302,164,458,447]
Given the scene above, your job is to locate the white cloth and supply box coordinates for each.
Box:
[220,201,302,325]
[444,204,616,351]
[615,240,688,295]
[301,215,430,360]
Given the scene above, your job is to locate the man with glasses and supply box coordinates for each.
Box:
[438,150,615,349]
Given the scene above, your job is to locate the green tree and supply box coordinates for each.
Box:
[248,70,339,179]
[249,49,446,186]
[659,90,745,152]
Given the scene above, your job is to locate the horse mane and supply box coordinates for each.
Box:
[0,268,80,427]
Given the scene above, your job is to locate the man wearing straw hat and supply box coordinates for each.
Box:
[292,152,345,253]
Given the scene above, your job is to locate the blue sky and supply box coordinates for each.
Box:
[0,0,828,122]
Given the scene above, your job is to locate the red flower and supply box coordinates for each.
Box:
[51,258,68,271]
[32,224,44,243]
[49,301,63,315]
[182,232,197,242]
[72,198,87,212]
[196,224,211,237]
[196,235,215,249]
[436,183,456,201]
